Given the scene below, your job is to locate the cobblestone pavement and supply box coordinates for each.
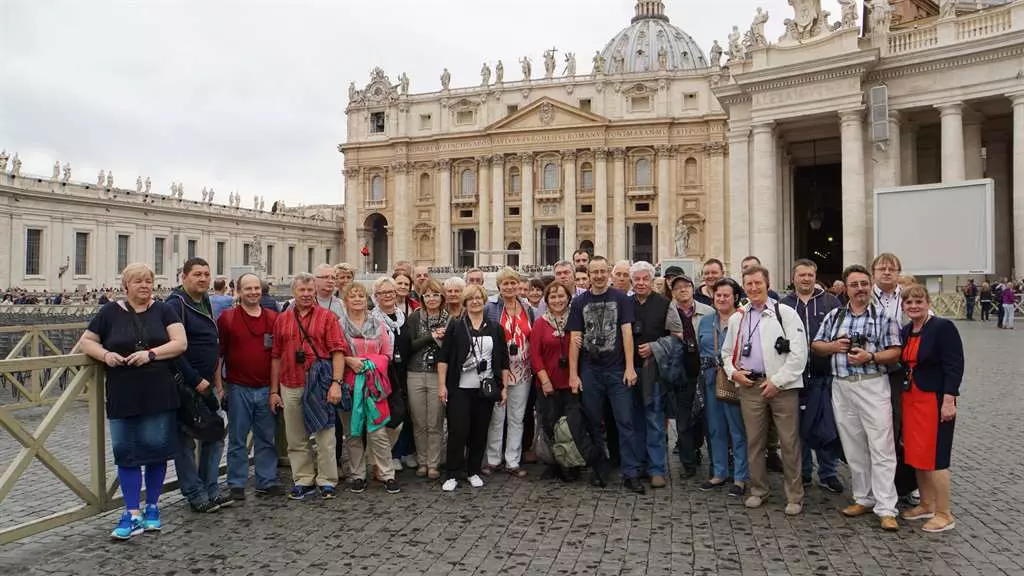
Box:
[1,321,1022,575]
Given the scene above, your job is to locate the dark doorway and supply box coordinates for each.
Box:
[365,213,389,272]
[507,242,521,267]
[792,163,843,280]
[631,223,653,263]
[540,226,561,266]
[457,229,476,268]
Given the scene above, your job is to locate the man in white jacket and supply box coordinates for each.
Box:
[721,265,808,515]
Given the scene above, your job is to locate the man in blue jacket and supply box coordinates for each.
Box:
[167,257,230,513]
[781,259,844,495]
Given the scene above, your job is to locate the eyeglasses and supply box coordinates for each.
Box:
[873,266,899,273]
[423,293,442,298]
[848,281,872,288]
[375,290,396,297]
[315,275,332,280]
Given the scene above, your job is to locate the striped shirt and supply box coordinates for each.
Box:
[813,304,902,378]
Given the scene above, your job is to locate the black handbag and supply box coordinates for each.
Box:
[464,317,502,402]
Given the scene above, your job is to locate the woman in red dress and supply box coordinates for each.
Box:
[899,285,963,533]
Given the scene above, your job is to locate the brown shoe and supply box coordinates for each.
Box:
[842,503,874,517]
[880,515,899,531]
[650,475,667,489]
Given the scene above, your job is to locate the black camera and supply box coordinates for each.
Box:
[424,348,438,369]
[686,339,697,353]
[849,333,868,349]
[748,371,766,381]
[902,367,913,392]
[477,359,489,374]
[741,342,753,357]
[134,340,147,353]
[558,357,569,369]
[508,343,519,357]
[393,348,403,364]
[294,349,306,364]
[774,337,791,354]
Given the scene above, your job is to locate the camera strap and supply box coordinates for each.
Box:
[773,301,787,339]
[123,300,151,351]
[294,309,324,361]
[463,316,483,370]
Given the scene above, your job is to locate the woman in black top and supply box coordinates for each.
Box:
[406,279,448,479]
[78,263,187,540]
[437,284,510,492]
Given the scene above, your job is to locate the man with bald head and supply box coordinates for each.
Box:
[612,260,632,294]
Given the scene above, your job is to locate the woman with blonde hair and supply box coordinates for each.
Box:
[78,263,187,539]
[406,279,448,478]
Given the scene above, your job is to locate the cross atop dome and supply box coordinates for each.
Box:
[632,0,670,23]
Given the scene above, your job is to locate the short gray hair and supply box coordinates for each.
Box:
[553,260,573,272]
[443,276,466,291]
[291,272,315,289]
[629,260,656,280]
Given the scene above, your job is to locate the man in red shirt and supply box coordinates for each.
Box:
[270,273,347,500]
[216,273,281,502]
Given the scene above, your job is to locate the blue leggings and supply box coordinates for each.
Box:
[117,463,168,511]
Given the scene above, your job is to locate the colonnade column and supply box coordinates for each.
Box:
[1011,93,1024,277]
[656,145,673,262]
[491,154,505,265]
[869,111,901,257]
[964,113,984,180]
[750,122,777,277]
[612,148,627,261]
[594,148,609,257]
[562,150,577,256]
[437,160,452,266]
[839,109,867,268]
[393,162,410,262]
[937,102,966,182]
[520,153,535,266]
[727,127,750,272]
[477,157,491,266]
[344,168,360,266]
[704,141,726,262]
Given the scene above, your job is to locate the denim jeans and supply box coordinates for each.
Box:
[631,375,667,477]
[175,432,224,505]
[802,443,839,482]
[226,384,278,490]
[580,363,638,479]
[703,369,749,482]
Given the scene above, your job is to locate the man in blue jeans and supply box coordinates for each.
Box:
[216,273,284,502]
[567,256,644,493]
[168,257,229,513]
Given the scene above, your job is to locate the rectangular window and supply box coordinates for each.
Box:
[581,204,593,214]
[459,209,473,218]
[287,246,295,275]
[325,248,332,264]
[635,202,650,212]
[509,207,520,216]
[370,111,386,134]
[266,245,275,275]
[307,247,314,272]
[216,241,226,275]
[116,234,130,273]
[154,237,166,276]
[75,232,89,275]
[506,104,519,116]
[630,95,651,112]
[682,92,698,109]
[243,243,251,266]
[579,98,592,112]
[187,239,197,260]
[455,110,475,125]
[25,229,42,275]
[419,114,432,130]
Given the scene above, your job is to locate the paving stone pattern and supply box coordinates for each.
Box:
[1,321,1023,575]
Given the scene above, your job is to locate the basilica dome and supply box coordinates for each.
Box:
[598,0,708,74]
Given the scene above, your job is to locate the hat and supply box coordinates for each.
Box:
[670,274,695,289]
[663,265,685,278]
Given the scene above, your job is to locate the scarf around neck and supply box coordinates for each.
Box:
[341,311,382,354]
[542,309,569,337]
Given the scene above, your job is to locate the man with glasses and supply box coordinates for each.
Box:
[812,265,902,531]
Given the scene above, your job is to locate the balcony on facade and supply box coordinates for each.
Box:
[886,2,1021,56]
[627,185,657,200]
[535,188,563,202]
[452,192,477,206]
[364,196,386,210]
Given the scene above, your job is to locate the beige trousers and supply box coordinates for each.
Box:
[339,411,395,481]
[280,385,338,487]
[407,371,444,469]
[737,385,804,504]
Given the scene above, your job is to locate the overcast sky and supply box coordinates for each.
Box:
[1,0,843,207]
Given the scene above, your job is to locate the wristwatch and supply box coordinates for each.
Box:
[147,350,156,362]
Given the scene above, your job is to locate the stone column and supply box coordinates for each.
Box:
[656,145,673,262]
[520,153,535,265]
[393,162,410,262]
[344,168,360,265]
[964,113,984,180]
[594,148,609,257]
[750,123,777,277]
[612,148,627,261]
[437,160,452,266]
[477,157,491,266]
[562,150,578,256]
[987,134,1012,276]
[1012,94,1024,277]
[727,127,750,272]
[839,109,867,268]
[937,102,966,182]
[704,141,726,262]
[491,154,505,264]
[900,122,918,186]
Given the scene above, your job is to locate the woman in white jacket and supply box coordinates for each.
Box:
[720,265,808,515]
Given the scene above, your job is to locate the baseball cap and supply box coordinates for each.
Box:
[663,266,685,278]
[670,274,695,289]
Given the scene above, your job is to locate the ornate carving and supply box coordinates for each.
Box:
[594,148,609,160]
[837,0,858,29]
[495,60,504,84]
[440,68,451,90]
[563,52,576,77]
[939,0,956,20]
[869,0,893,49]
[779,0,832,44]
[591,51,605,78]
[704,141,727,156]
[656,144,676,156]
[491,153,505,165]
[744,8,769,50]
[518,152,535,164]
[710,40,723,68]
[543,47,557,79]
[611,148,626,159]
[480,62,491,86]
[390,161,411,173]
[561,150,577,161]
[538,101,555,125]
[519,56,532,81]
[437,159,452,170]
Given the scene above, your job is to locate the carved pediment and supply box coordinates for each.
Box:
[450,98,479,112]
[623,82,658,97]
[486,97,609,132]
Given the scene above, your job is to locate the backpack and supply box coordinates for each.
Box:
[552,416,587,469]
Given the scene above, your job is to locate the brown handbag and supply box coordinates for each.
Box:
[713,321,740,405]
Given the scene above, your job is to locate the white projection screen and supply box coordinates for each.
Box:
[874,179,994,275]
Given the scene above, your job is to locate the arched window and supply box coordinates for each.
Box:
[635,158,652,187]
[460,169,476,197]
[507,242,521,267]
[371,175,384,200]
[508,166,521,197]
[684,157,699,186]
[580,162,594,189]
[543,162,558,190]
[419,172,432,201]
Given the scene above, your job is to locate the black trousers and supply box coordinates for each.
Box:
[523,383,538,452]
[674,376,699,472]
[445,386,494,480]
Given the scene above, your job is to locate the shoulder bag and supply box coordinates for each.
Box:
[713,321,740,405]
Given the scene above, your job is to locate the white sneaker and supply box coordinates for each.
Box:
[402,455,419,469]
[442,478,458,492]
[468,474,484,488]
[392,458,403,471]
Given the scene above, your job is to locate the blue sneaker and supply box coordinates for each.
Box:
[110,511,144,540]
[319,485,336,499]
[142,504,161,532]
[288,485,317,500]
